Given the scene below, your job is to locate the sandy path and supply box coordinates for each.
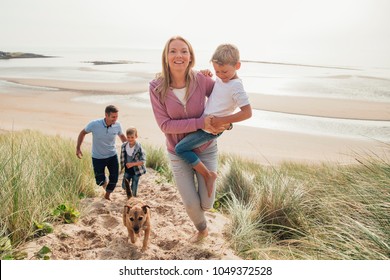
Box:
[19,169,240,260]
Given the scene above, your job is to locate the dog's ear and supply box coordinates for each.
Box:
[123,205,131,225]
[124,205,131,214]
[142,205,150,215]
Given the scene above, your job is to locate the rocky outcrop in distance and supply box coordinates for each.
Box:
[0,51,53,59]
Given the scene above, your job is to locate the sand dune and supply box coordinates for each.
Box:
[1,74,388,261]
[20,168,240,260]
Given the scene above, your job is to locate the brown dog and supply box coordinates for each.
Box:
[122,179,151,252]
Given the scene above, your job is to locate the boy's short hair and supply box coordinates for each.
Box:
[126,127,138,137]
[210,44,240,66]
[105,105,119,115]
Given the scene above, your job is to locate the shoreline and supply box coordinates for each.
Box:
[2,77,390,121]
[0,77,389,165]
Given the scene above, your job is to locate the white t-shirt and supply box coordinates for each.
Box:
[204,78,250,117]
[125,142,135,157]
[172,87,187,105]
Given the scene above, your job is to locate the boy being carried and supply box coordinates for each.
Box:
[175,44,252,197]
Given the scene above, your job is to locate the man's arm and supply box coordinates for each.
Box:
[76,129,88,159]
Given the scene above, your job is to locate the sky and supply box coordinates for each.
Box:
[1,0,390,67]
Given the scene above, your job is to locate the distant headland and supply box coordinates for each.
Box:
[83,60,142,65]
[0,51,53,59]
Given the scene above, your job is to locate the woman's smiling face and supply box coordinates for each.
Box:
[167,39,192,72]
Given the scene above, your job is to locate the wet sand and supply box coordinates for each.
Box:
[0,77,389,165]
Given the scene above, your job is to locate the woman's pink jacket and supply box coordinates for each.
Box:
[149,72,215,154]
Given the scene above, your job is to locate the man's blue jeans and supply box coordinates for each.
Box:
[92,155,119,193]
[175,129,220,166]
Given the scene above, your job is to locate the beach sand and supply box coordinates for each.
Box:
[19,169,240,260]
[1,76,389,260]
[0,77,388,165]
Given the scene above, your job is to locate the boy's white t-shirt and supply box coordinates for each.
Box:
[125,142,135,157]
[204,77,250,117]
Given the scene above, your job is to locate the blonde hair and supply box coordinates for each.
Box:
[155,36,197,102]
[210,44,240,66]
[126,127,138,137]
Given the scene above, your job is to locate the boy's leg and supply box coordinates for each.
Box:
[175,130,217,166]
[196,140,218,210]
[121,172,128,190]
[122,172,132,198]
[175,131,218,197]
[130,175,140,197]
[194,162,217,198]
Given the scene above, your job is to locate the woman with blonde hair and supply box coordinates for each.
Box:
[149,36,226,242]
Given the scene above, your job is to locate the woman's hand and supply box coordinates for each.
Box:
[204,115,218,134]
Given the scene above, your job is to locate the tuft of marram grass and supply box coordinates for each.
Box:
[218,153,390,260]
[144,143,173,182]
[0,130,95,252]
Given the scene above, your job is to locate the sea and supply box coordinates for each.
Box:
[0,47,389,142]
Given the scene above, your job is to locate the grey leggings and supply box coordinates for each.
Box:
[168,141,218,232]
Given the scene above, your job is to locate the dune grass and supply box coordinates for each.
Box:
[217,152,390,260]
[0,130,95,259]
[1,130,389,260]
[0,131,174,259]
[143,143,173,183]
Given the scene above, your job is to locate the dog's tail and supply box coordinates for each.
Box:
[124,178,133,198]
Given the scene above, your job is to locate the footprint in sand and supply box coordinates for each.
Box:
[77,230,98,239]
[160,186,171,192]
[81,217,97,226]
[95,208,110,215]
[165,194,179,201]
[155,205,170,215]
[99,214,120,228]
[157,239,180,251]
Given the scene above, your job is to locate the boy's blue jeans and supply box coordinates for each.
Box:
[92,155,119,193]
[175,129,221,166]
[122,172,140,197]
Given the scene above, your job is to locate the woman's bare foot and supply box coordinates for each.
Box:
[204,172,217,197]
[189,228,208,243]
